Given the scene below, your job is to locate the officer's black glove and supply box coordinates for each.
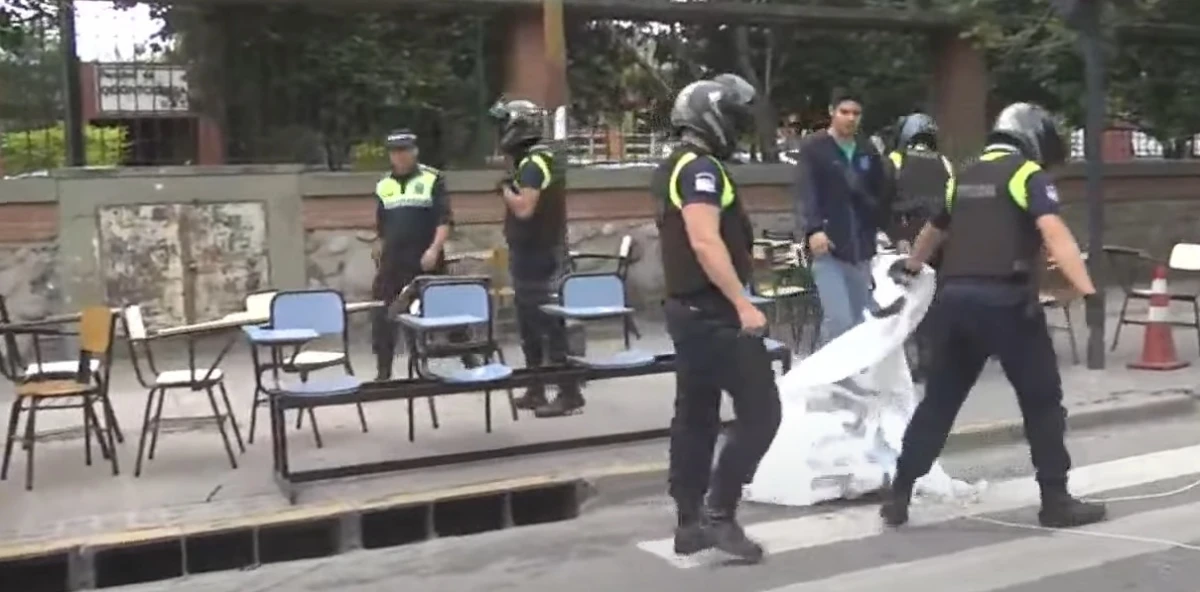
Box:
[887,258,920,286]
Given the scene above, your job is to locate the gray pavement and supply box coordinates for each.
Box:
[106,407,1200,591]
[1,289,1198,560]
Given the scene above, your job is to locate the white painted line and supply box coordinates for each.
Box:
[761,500,1200,592]
[635,444,1200,568]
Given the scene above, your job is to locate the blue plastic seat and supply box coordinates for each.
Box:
[550,273,652,369]
[568,349,655,370]
[541,275,634,320]
[277,375,364,398]
[396,278,517,438]
[398,314,487,330]
[243,326,318,344]
[429,363,514,384]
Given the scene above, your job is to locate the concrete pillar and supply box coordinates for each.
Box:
[930,33,988,160]
[502,4,568,110]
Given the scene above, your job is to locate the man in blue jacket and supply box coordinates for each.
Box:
[793,89,894,344]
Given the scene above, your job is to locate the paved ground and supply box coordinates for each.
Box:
[0,288,1196,553]
[106,407,1200,591]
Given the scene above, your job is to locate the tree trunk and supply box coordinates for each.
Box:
[732,26,778,163]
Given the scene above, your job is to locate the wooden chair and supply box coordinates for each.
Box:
[0,306,119,490]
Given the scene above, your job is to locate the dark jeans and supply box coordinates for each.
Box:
[665,296,781,512]
[894,284,1071,492]
[509,246,580,395]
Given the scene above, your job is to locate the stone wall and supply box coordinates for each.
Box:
[0,243,61,321]
[1,162,1200,322]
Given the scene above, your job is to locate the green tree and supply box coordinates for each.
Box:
[149,3,497,169]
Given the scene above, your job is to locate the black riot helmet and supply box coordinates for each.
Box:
[488,98,545,156]
[987,102,1067,167]
[670,73,757,160]
[895,113,939,151]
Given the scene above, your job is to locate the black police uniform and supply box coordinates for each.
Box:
[887,146,954,381]
[370,163,453,378]
[886,147,954,249]
[888,146,1076,516]
[656,144,782,528]
[505,144,584,416]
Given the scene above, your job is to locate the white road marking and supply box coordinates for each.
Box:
[635,444,1200,568]
[761,500,1200,592]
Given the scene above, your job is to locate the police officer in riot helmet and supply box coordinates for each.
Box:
[886,112,955,382]
[489,98,584,418]
[883,103,1106,529]
[654,73,781,563]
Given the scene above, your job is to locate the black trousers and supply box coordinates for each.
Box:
[509,246,580,394]
[894,285,1071,492]
[665,296,781,512]
[371,251,472,376]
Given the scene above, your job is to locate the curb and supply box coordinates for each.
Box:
[578,392,1198,509]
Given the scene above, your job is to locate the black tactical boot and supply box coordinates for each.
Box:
[1038,491,1107,528]
[703,510,764,564]
[533,387,585,418]
[879,483,912,527]
[673,502,712,556]
[513,385,548,410]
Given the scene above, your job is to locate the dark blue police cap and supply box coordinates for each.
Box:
[384,129,418,150]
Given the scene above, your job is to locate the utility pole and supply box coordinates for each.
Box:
[1054,0,1107,369]
[58,0,86,167]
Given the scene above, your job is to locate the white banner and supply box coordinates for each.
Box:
[95,64,190,114]
[745,253,984,507]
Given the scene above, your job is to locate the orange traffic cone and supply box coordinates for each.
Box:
[1128,265,1190,370]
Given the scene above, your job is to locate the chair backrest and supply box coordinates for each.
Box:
[122,305,149,341]
[245,290,278,318]
[618,235,633,260]
[79,306,114,356]
[561,273,626,309]
[1169,243,1200,272]
[488,248,510,289]
[421,281,490,319]
[271,290,347,335]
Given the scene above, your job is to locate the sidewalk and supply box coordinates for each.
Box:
[0,287,1196,550]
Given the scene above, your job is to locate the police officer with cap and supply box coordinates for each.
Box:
[881,103,1105,529]
[886,112,955,381]
[489,99,584,418]
[370,129,461,380]
[655,73,781,563]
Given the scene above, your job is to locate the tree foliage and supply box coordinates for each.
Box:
[7,0,1200,167]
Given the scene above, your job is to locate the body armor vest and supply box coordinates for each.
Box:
[654,146,755,298]
[939,151,1044,283]
[888,148,953,219]
[505,144,567,249]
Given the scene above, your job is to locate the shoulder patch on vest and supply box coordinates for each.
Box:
[693,171,717,193]
[1045,184,1059,202]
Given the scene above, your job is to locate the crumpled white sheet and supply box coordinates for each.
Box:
[744,253,985,507]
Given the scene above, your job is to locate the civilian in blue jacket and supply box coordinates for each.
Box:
[793,90,895,343]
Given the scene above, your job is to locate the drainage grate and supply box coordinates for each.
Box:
[433,494,507,537]
[94,541,183,588]
[512,483,580,526]
[0,478,586,589]
[0,552,69,592]
[184,530,255,575]
[361,505,431,550]
[258,519,340,565]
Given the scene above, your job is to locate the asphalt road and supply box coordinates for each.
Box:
[114,411,1200,592]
